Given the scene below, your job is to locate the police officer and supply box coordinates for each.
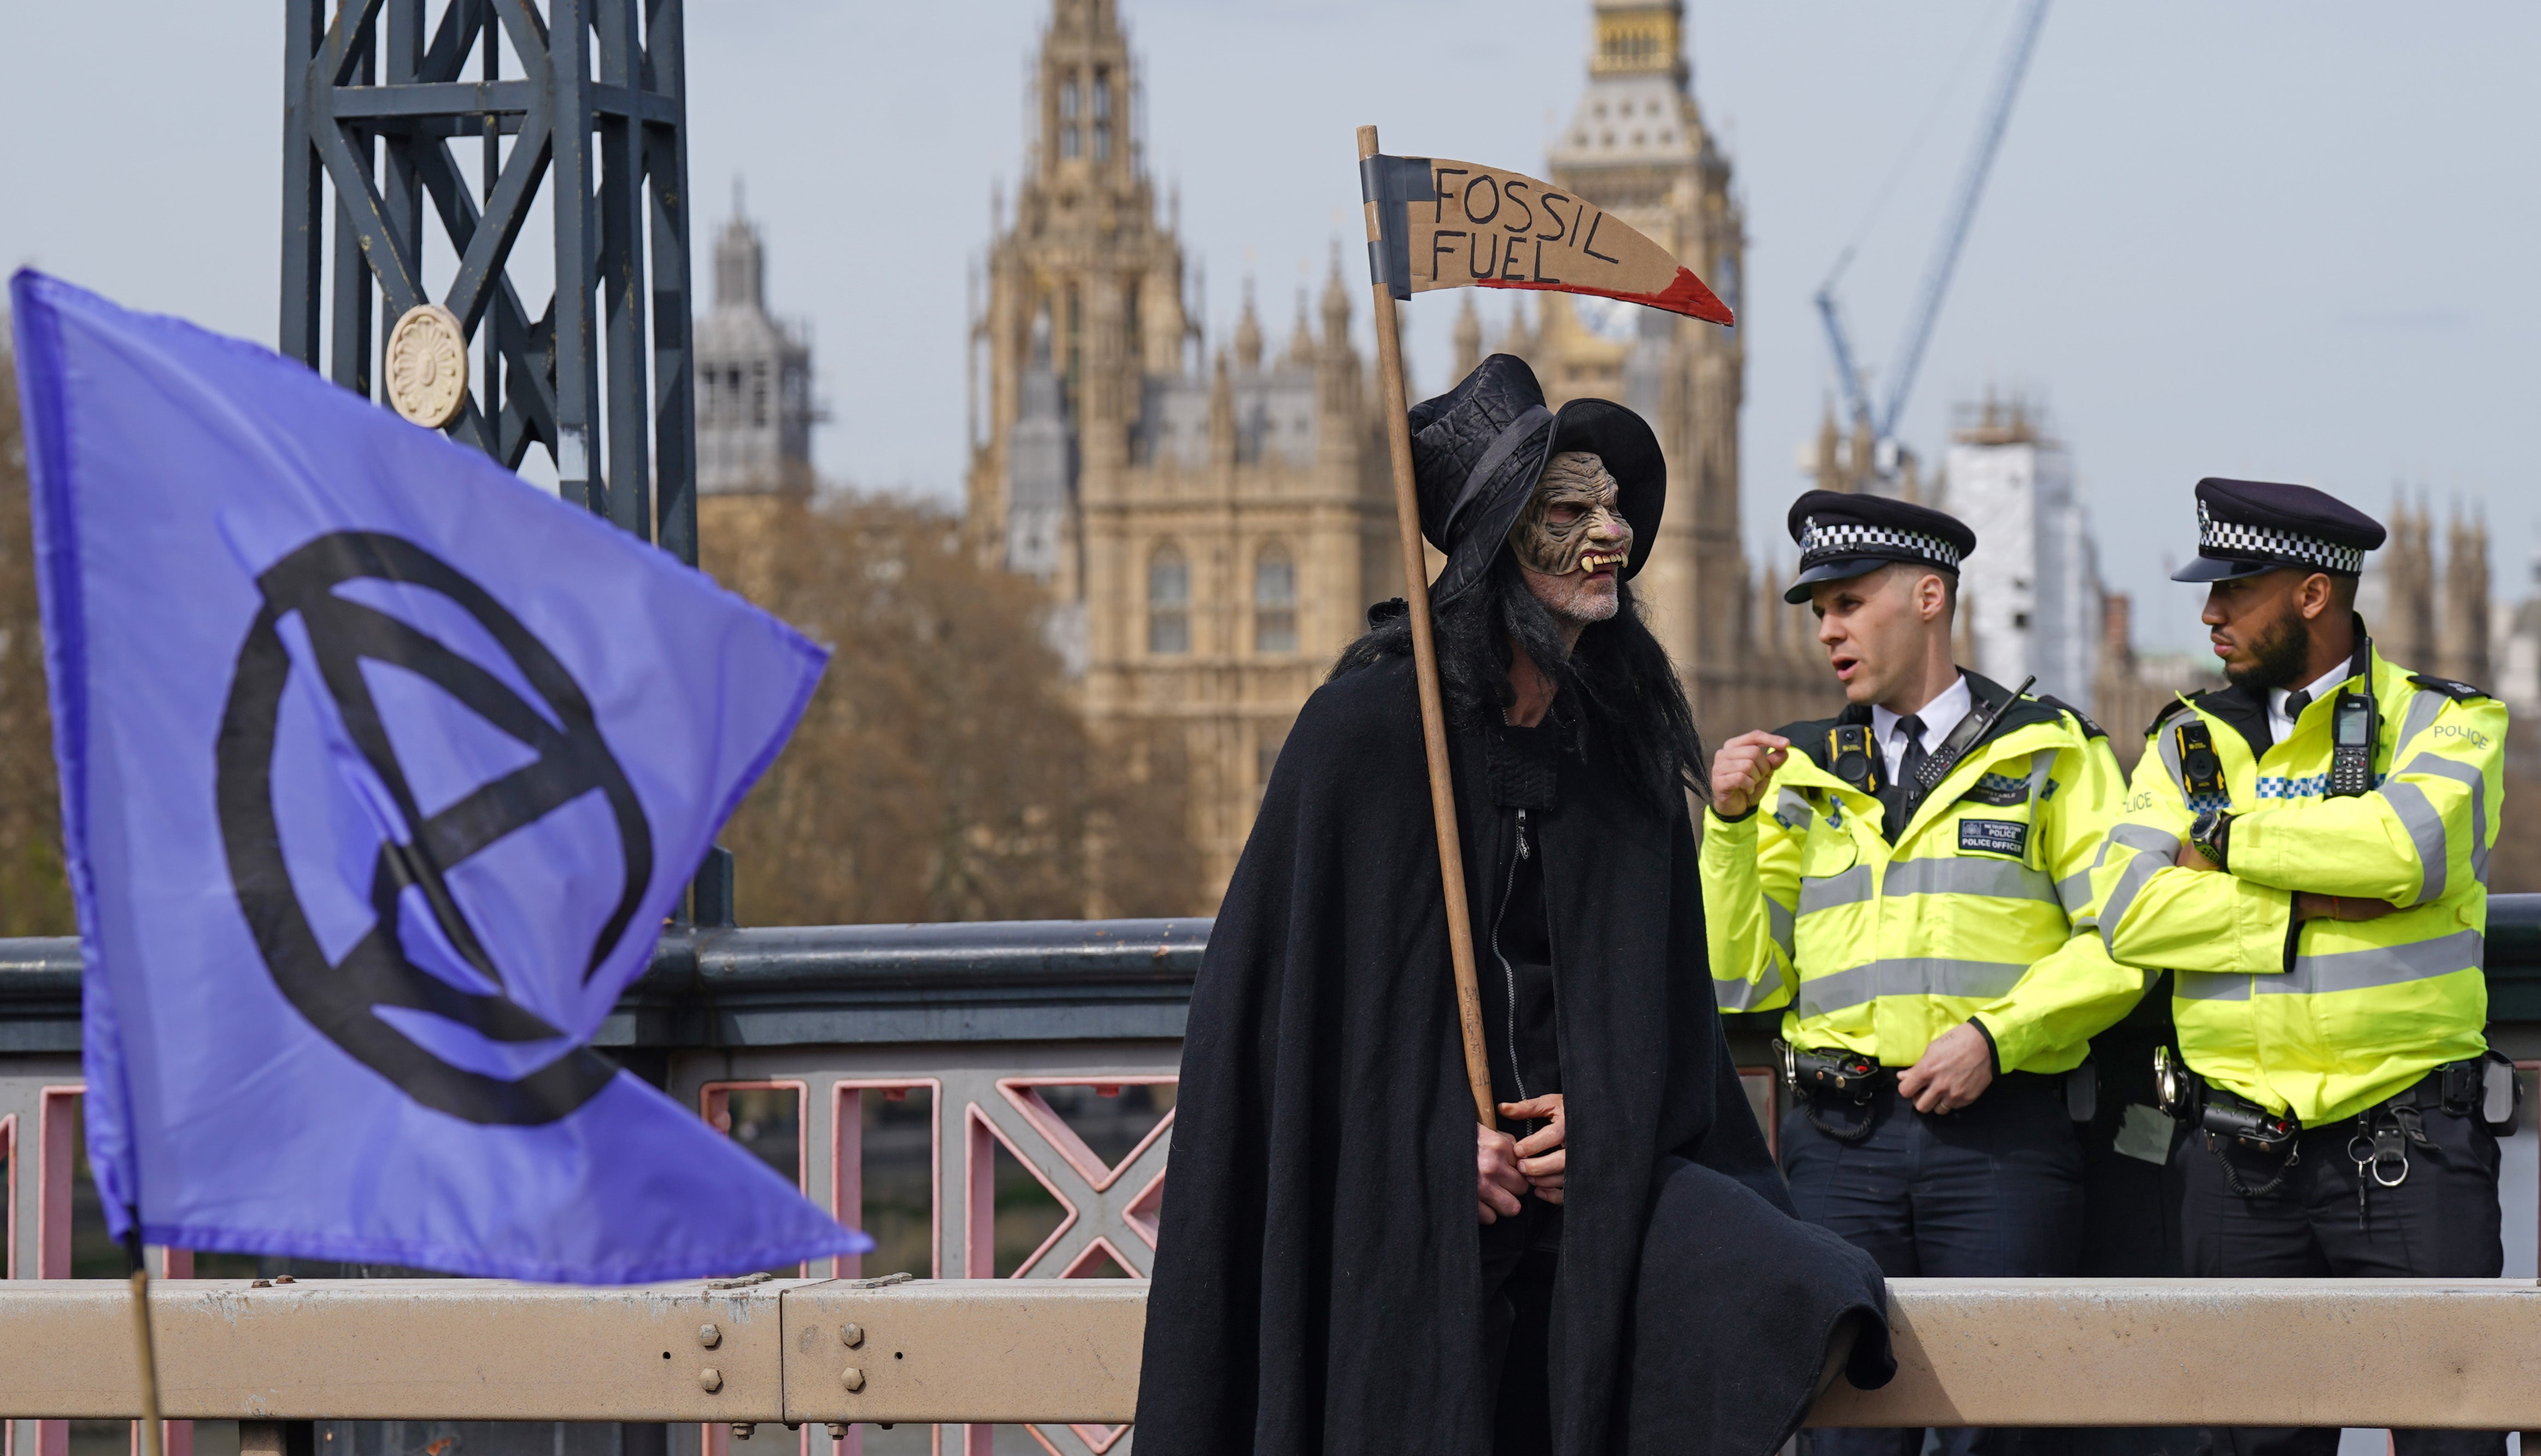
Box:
[2097,479,2512,1456]
[1705,491,2142,1456]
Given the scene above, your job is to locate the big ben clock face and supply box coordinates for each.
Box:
[1570,293,1645,342]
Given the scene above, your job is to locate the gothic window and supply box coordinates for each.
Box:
[1148,544,1192,655]
[1060,75,1081,160]
[1254,544,1297,654]
[1094,68,1113,163]
[752,361,770,426]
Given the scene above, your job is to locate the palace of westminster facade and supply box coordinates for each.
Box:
[958,0,1828,901]
[699,0,2515,908]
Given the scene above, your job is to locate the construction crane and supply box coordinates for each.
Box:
[1816,0,2051,481]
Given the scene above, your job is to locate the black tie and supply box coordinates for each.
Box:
[1896,714,1930,791]
[2285,690,2313,721]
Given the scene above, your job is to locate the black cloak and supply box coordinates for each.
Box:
[1137,654,1894,1455]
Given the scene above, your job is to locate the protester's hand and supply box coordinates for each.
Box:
[2293,892,2398,923]
[1502,1094,1567,1205]
[1895,1022,1994,1116]
[1477,1123,1527,1224]
[1710,731,1790,820]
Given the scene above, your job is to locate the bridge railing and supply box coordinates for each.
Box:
[3,1275,2541,1435]
[3,897,2537,1455]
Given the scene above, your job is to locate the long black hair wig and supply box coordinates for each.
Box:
[1330,552,1709,814]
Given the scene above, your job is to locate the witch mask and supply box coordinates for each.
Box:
[1508,450,1633,578]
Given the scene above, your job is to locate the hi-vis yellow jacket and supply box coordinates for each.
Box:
[1702,672,2143,1072]
[2097,644,2506,1125]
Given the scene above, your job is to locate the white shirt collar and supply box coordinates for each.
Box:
[2266,661,2354,744]
[1871,672,1973,783]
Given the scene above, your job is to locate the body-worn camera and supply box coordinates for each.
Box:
[2173,722,2226,802]
[1826,725,1881,794]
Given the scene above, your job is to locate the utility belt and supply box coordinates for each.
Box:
[1775,1038,2084,1143]
[2152,1046,2520,1203]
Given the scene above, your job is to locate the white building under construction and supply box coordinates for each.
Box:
[1939,395,2100,709]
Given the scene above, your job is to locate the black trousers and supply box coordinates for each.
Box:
[1480,1197,1563,1455]
[2180,1091,2504,1456]
[1784,1075,2086,1456]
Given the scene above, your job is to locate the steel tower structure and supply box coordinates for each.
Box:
[280,0,699,565]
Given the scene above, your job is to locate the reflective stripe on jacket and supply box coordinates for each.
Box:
[2096,646,2505,1125]
[1699,679,2142,1072]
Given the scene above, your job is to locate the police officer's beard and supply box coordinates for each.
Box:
[2229,597,2315,692]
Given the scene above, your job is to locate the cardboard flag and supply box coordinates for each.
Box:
[1359,153,1733,325]
[9,270,870,1283]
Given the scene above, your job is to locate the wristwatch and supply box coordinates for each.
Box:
[2187,809,2233,872]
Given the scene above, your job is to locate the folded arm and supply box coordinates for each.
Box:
[2099,738,2297,976]
[2228,696,2506,907]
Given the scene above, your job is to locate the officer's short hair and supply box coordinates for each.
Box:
[1873,560,1957,621]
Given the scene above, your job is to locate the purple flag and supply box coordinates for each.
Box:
[11,270,868,1282]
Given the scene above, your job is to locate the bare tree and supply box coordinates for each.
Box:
[706,492,1199,926]
[0,348,74,936]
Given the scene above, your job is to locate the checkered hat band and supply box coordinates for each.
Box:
[2196,502,2365,574]
[1798,518,1961,570]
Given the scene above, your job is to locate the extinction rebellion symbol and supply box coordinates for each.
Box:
[215,532,652,1125]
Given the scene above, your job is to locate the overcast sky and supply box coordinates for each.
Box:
[4,1,2534,659]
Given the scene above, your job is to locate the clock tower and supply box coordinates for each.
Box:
[1495,0,1822,737]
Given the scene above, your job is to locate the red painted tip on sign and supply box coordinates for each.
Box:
[1650,266,1735,327]
[1472,267,1734,328]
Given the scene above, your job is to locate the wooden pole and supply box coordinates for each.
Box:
[127,1247,165,1456]
[1357,124,1496,1131]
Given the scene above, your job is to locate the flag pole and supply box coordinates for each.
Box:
[1357,124,1497,1131]
[122,1228,166,1456]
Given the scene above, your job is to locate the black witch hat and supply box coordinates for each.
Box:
[1406,353,1664,605]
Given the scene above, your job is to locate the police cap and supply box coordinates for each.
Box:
[1783,489,1976,604]
[2170,478,2386,583]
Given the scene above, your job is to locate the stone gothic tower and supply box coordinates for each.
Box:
[966,0,1398,906]
[694,190,820,603]
[2376,495,2439,670]
[696,189,815,499]
[967,0,1192,596]
[2440,507,2492,688]
[2360,495,2491,688]
[1498,0,1827,737]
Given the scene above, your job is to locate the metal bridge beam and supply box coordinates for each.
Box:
[278,0,699,562]
[5,1278,2541,1431]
